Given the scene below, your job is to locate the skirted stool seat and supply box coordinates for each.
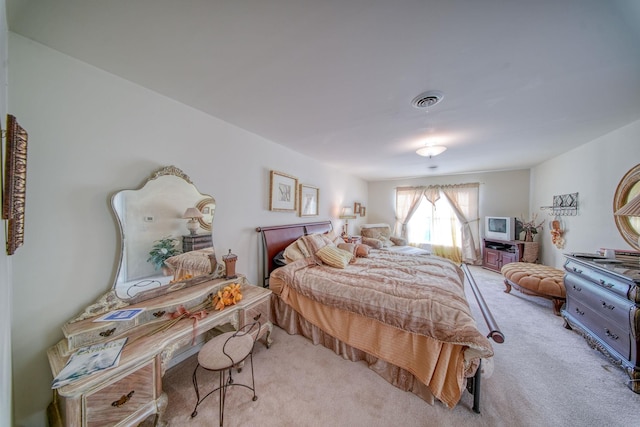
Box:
[501,262,566,315]
[191,322,261,426]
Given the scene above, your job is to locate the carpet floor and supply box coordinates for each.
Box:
[156,265,640,426]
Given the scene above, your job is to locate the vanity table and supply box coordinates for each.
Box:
[47,275,272,427]
[562,253,640,392]
[47,166,273,426]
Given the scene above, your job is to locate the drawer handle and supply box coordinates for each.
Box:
[601,301,615,310]
[572,284,582,292]
[599,279,614,289]
[574,307,584,316]
[100,328,116,337]
[153,310,166,317]
[572,267,583,274]
[604,329,619,340]
[253,312,262,321]
[111,390,134,408]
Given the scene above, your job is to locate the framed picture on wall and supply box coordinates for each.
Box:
[269,170,298,211]
[299,184,319,216]
[360,206,366,216]
[3,115,29,255]
[354,202,361,216]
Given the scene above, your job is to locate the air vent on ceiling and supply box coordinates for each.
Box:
[412,90,444,109]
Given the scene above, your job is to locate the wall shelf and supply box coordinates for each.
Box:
[540,192,578,216]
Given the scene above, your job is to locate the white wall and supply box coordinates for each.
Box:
[367,169,531,234]
[8,33,367,425]
[0,2,13,427]
[532,119,640,268]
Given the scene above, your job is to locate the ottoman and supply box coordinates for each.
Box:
[501,262,566,315]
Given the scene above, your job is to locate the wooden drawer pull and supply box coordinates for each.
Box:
[253,312,262,321]
[100,328,116,337]
[604,329,619,340]
[601,301,615,310]
[153,310,166,318]
[112,390,134,408]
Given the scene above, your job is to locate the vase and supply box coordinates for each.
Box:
[524,229,533,242]
[161,265,172,276]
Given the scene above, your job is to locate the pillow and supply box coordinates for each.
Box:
[325,229,343,245]
[273,250,287,267]
[361,237,383,249]
[164,248,215,273]
[315,245,354,269]
[355,244,370,257]
[337,243,357,255]
[283,239,310,263]
[389,236,407,246]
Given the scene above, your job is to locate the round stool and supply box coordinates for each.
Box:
[191,322,260,426]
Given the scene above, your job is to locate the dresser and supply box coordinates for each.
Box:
[47,275,272,426]
[182,234,213,252]
[562,254,640,393]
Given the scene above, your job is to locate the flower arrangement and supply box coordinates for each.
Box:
[520,214,544,241]
[147,236,181,270]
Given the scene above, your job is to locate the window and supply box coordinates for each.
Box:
[395,183,480,264]
[407,195,460,248]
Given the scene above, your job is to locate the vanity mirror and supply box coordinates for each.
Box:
[613,163,640,251]
[112,165,217,300]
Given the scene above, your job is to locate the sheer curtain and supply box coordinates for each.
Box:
[394,187,425,238]
[441,183,481,264]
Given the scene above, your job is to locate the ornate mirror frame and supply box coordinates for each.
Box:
[613,163,640,251]
[2,115,28,255]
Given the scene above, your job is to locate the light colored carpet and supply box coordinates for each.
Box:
[157,266,640,426]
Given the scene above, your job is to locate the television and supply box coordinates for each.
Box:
[484,216,518,241]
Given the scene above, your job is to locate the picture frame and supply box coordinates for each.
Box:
[269,170,298,211]
[298,184,319,217]
[354,202,361,216]
[2,115,28,255]
[360,206,366,216]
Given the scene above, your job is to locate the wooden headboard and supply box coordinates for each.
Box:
[255,221,333,287]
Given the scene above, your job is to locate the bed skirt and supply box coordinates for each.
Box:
[271,294,437,405]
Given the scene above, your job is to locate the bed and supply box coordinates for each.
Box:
[256,221,503,412]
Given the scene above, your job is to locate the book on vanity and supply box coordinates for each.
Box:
[51,337,128,389]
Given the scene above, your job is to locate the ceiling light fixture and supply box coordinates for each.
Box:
[416,145,447,157]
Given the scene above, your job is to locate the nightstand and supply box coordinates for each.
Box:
[183,234,213,252]
[342,235,362,244]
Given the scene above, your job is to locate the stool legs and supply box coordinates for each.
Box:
[191,355,258,426]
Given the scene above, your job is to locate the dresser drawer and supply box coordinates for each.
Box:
[564,258,632,300]
[85,361,155,427]
[565,274,634,328]
[242,295,271,338]
[566,298,630,359]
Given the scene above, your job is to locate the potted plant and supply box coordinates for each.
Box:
[147,236,181,273]
[519,214,544,242]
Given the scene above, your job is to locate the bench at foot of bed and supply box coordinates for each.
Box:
[501,262,566,315]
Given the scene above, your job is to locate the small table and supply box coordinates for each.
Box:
[342,235,362,244]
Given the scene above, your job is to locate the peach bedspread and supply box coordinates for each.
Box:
[269,252,493,408]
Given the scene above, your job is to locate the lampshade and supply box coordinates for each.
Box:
[183,207,204,219]
[614,193,640,217]
[339,207,356,219]
[416,145,447,157]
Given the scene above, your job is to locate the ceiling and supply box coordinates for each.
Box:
[7,0,640,181]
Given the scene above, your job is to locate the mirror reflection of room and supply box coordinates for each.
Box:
[112,166,217,299]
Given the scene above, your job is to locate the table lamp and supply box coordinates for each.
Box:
[183,207,204,235]
[339,207,357,236]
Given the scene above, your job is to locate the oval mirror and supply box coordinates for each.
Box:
[613,163,640,251]
[112,166,217,300]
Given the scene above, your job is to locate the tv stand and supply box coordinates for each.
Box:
[482,238,524,272]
